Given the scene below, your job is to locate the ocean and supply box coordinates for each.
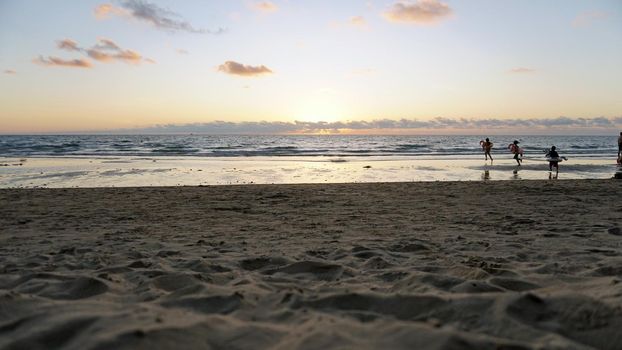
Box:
[0,135,618,158]
[1,135,620,187]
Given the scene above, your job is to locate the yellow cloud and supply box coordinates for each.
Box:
[350,16,368,28]
[509,67,536,74]
[36,38,152,68]
[218,61,273,77]
[57,39,81,51]
[253,1,278,13]
[383,0,452,25]
[33,56,93,68]
[94,3,126,19]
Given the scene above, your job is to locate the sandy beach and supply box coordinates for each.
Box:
[1,180,622,349]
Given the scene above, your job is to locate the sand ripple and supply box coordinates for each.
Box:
[1,181,622,349]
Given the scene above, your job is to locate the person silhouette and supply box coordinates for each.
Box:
[479,138,493,162]
[508,140,522,166]
[546,146,560,174]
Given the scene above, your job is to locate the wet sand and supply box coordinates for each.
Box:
[1,180,622,349]
[0,156,618,188]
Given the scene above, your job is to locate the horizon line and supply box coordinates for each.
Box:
[2,116,622,136]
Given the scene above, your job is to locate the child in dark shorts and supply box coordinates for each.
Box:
[508,140,522,166]
[546,146,560,173]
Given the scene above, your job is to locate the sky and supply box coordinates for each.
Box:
[0,0,621,134]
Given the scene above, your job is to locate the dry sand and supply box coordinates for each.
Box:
[1,180,622,349]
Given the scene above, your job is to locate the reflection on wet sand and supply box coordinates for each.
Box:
[0,156,618,188]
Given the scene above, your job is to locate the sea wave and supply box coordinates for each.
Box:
[0,135,618,158]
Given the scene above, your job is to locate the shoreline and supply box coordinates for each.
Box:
[1,156,619,188]
[2,180,622,349]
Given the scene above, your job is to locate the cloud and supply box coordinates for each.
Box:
[86,39,144,64]
[383,0,452,25]
[118,117,622,134]
[95,3,112,17]
[253,1,278,13]
[349,16,368,28]
[177,49,189,55]
[95,0,225,34]
[94,38,121,50]
[86,49,142,64]
[35,38,152,68]
[218,61,273,77]
[509,67,535,74]
[94,3,126,19]
[33,56,93,68]
[4,69,17,75]
[330,16,369,30]
[573,11,608,27]
[57,39,81,52]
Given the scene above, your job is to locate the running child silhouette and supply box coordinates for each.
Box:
[479,138,493,162]
[508,140,523,166]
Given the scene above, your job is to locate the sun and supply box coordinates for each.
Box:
[294,92,345,123]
